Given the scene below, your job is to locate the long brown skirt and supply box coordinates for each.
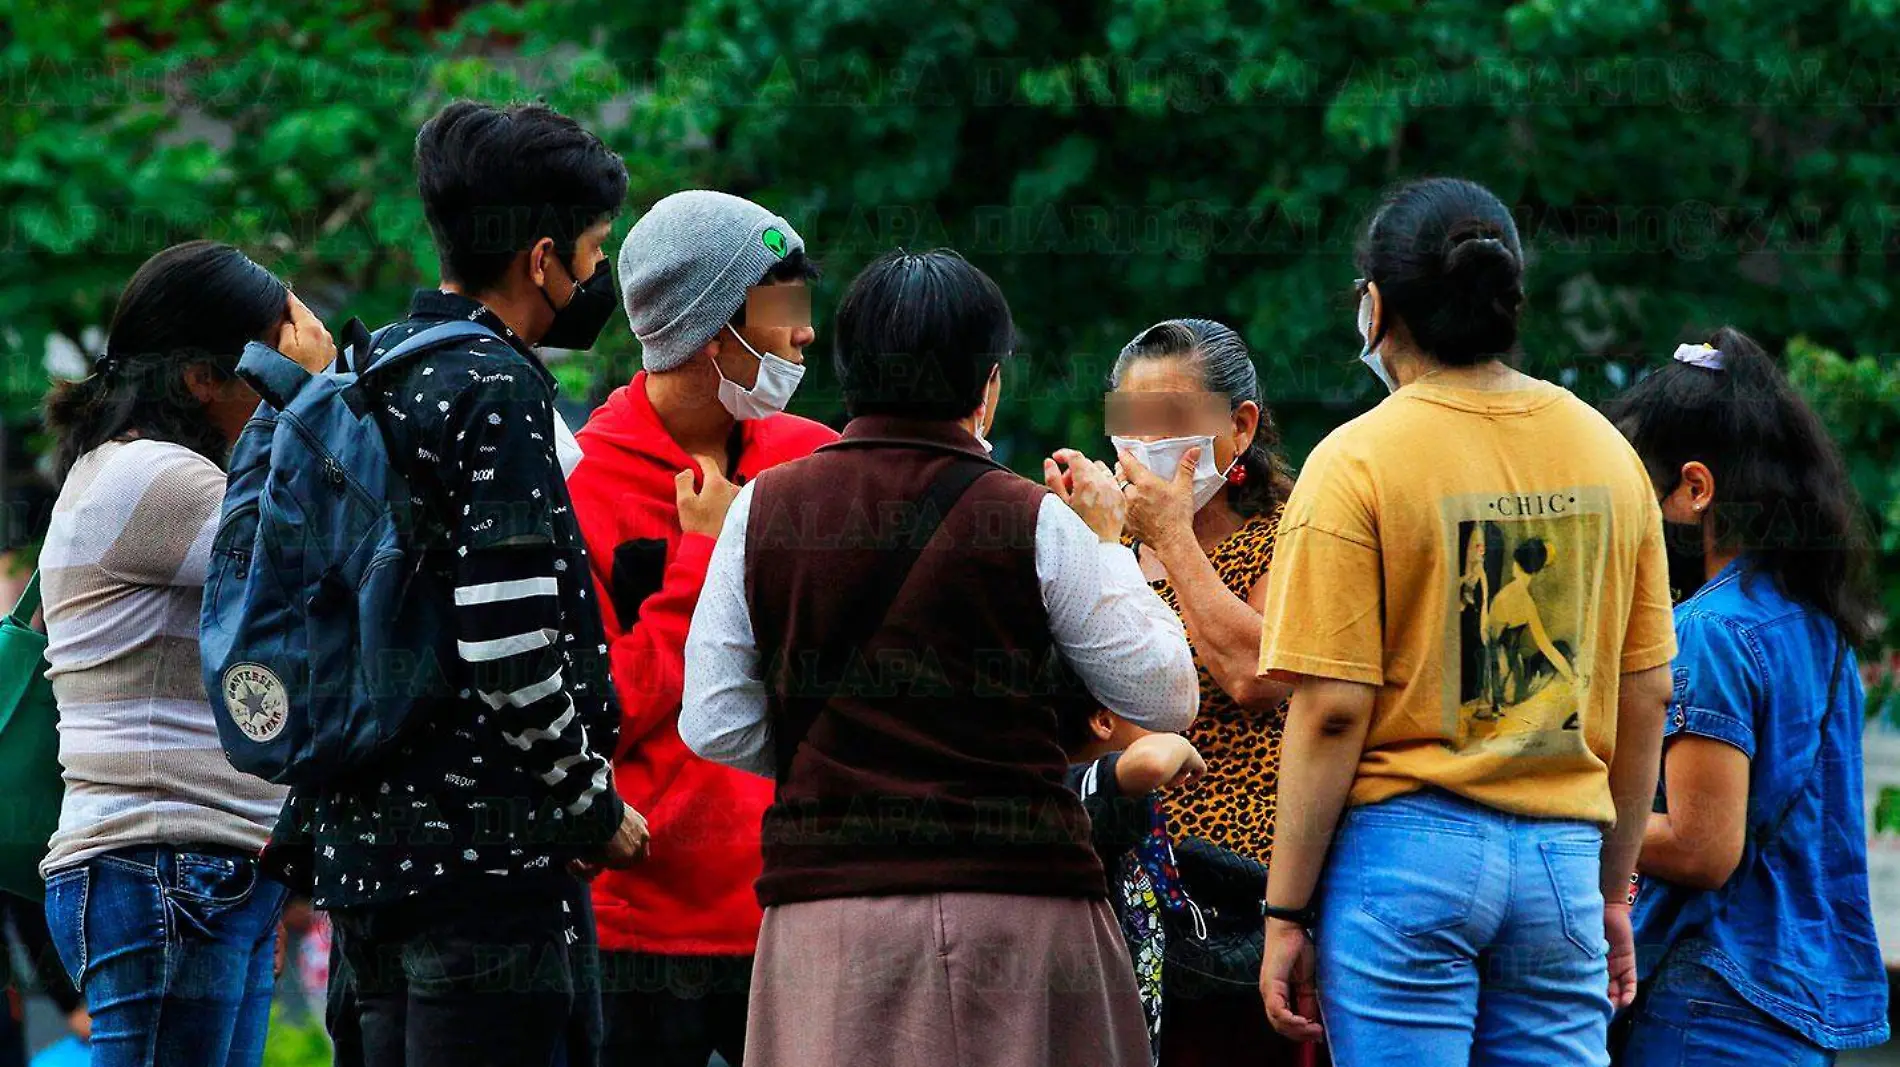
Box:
[746,893,1153,1067]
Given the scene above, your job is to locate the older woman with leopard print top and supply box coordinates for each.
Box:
[1102,318,1315,1067]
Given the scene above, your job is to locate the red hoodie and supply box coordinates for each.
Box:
[569,373,837,956]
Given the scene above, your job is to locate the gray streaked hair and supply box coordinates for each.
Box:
[1109,318,1294,517]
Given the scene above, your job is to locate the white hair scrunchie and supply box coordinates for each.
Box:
[1672,343,1725,371]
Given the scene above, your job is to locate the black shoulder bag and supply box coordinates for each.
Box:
[1166,837,1270,999]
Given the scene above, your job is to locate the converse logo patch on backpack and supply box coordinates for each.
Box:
[221,663,289,743]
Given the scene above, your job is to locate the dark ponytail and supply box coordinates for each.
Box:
[1109,318,1295,518]
[1605,326,1877,643]
[1356,177,1525,366]
[44,241,287,480]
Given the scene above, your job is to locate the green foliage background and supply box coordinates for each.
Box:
[2,0,1896,645]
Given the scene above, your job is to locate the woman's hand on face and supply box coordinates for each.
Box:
[1118,445,1199,549]
[276,292,337,373]
[1046,449,1125,543]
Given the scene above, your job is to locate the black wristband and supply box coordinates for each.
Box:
[1262,902,1319,929]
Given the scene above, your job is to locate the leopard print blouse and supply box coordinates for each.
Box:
[1144,513,1286,866]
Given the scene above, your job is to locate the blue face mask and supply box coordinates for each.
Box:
[1357,290,1399,393]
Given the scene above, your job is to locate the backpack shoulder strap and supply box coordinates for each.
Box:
[339,319,509,427]
[239,320,504,412]
[357,320,503,381]
[336,317,374,374]
[237,342,311,412]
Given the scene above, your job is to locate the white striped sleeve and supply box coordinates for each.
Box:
[454,576,560,606]
[457,627,558,662]
[447,373,623,846]
[452,540,619,837]
[501,700,578,751]
[476,670,566,710]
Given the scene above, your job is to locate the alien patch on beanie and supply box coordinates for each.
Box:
[762,227,788,258]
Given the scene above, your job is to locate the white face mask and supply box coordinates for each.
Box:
[715,329,805,421]
[971,367,1000,453]
[1357,290,1399,394]
[1110,434,1234,511]
[552,410,584,480]
[972,415,994,453]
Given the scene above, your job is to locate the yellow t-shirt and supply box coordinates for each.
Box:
[1258,378,1676,825]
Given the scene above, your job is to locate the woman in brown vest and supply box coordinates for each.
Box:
[680,249,1200,1067]
[1103,319,1315,1066]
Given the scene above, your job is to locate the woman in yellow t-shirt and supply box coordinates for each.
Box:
[1253,178,1677,1066]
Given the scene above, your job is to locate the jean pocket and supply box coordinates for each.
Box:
[1541,837,1607,958]
[164,850,263,942]
[1679,1000,1815,1067]
[168,851,259,906]
[42,867,89,988]
[1352,812,1486,936]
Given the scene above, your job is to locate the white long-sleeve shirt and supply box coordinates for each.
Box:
[681,482,1198,777]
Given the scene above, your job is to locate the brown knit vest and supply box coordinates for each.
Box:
[741,417,1104,907]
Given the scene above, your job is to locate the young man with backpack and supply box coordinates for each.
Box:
[565,191,834,1066]
[258,101,647,1067]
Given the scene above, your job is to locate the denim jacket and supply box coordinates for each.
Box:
[1631,556,1889,1049]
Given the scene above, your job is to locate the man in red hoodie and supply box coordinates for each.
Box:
[568,191,835,1066]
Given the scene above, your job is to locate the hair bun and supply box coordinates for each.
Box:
[1443,233,1518,282]
[1444,234,1523,312]
[1356,179,1526,365]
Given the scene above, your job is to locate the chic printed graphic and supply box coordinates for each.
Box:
[1443,488,1609,758]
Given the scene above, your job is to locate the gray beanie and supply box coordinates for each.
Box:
[617,190,805,372]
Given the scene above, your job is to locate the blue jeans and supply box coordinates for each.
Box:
[43,846,287,1067]
[1314,790,1611,1066]
[1620,959,1833,1066]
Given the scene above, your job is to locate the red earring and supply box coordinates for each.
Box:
[1227,463,1248,486]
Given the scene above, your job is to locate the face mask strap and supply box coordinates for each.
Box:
[536,246,579,315]
[712,324,768,389]
[730,323,765,362]
[1356,282,1391,352]
[981,363,1001,431]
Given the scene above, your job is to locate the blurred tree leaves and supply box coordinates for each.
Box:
[1788,336,1900,632]
[1,0,1897,637]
